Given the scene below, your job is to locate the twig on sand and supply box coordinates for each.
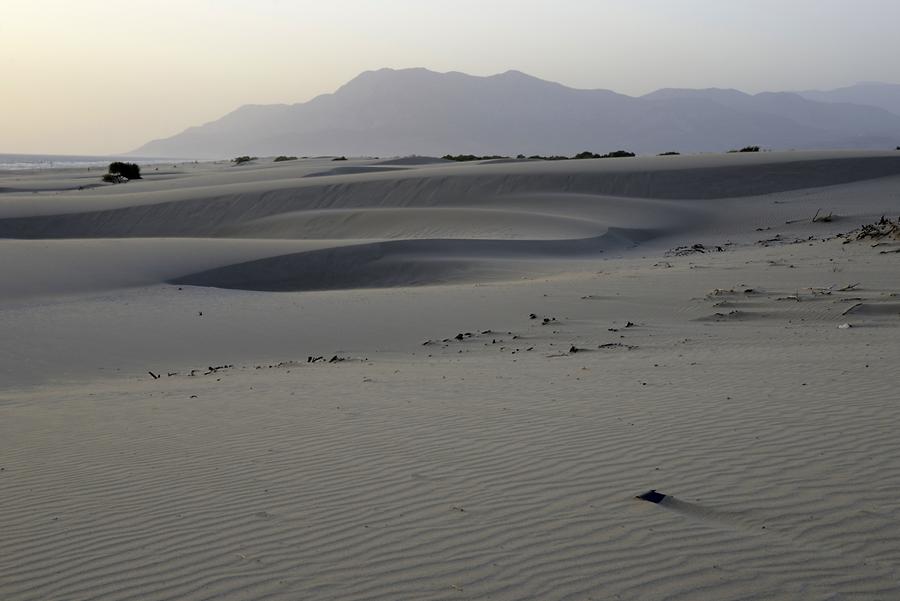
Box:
[148,371,160,380]
[841,216,900,244]
[805,285,834,297]
[599,343,637,350]
[785,208,833,225]
[841,303,863,316]
[777,294,802,302]
[812,208,834,223]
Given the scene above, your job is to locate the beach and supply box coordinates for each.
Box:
[2,152,900,600]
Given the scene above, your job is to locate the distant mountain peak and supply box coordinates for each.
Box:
[494,69,535,79]
[130,69,900,158]
[340,66,436,85]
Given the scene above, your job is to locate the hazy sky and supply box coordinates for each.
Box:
[4,0,900,155]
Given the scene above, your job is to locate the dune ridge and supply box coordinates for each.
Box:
[168,231,646,292]
[1,152,898,293]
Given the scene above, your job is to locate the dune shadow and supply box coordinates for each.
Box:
[168,231,645,292]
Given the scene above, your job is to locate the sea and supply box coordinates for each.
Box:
[0,153,186,171]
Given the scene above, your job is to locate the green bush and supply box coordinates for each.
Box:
[332,156,348,161]
[658,151,680,156]
[107,161,141,179]
[232,156,257,165]
[274,155,297,162]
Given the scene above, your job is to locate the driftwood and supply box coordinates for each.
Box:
[665,243,724,257]
[843,216,900,243]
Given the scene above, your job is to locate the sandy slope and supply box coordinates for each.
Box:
[1,152,900,600]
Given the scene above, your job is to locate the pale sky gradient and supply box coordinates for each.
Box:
[3,0,899,155]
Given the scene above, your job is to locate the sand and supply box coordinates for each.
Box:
[2,152,900,600]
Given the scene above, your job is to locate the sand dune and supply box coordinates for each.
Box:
[169,232,637,292]
[2,152,900,601]
[303,165,410,178]
[0,238,349,300]
[215,207,609,240]
[375,156,450,166]
[1,152,897,295]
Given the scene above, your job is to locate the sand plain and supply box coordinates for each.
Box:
[1,152,900,600]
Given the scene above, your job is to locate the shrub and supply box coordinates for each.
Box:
[600,150,635,158]
[102,173,128,183]
[232,156,257,165]
[107,161,141,179]
[332,156,348,161]
[441,154,508,161]
[273,155,297,162]
[658,151,680,156]
[573,150,635,159]
[444,151,636,162]
[729,145,760,153]
[528,155,569,161]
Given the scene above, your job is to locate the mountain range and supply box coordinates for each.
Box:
[131,68,900,158]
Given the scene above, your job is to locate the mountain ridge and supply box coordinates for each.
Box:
[131,69,900,158]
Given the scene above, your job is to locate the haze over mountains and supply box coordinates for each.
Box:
[132,68,900,158]
[797,82,900,116]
